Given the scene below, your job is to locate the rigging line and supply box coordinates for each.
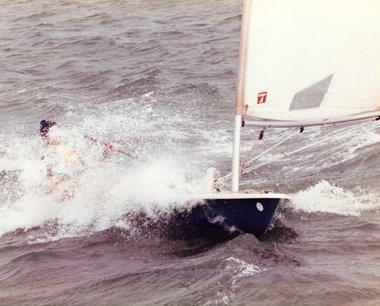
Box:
[218,121,376,185]
[216,129,300,184]
[240,130,299,174]
[261,137,293,161]
[245,126,305,166]
[240,130,265,171]
[242,128,345,174]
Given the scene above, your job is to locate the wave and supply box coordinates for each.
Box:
[0,98,214,239]
[0,148,203,239]
[291,180,379,216]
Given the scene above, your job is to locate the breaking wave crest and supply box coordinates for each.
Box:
[0,101,209,239]
[291,180,379,216]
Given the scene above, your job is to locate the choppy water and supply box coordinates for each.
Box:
[1,1,380,305]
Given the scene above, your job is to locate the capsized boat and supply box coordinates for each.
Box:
[176,0,380,236]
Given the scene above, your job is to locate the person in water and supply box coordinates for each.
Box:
[40,120,57,144]
[40,120,128,198]
[40,120,121,159]
[40,120,83,197]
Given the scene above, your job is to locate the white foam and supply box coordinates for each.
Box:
[291,180,379,216]
[0,151,203,239]
[0,121,205,239]
[225,257,266,279]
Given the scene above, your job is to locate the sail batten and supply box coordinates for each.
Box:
[242,0,380,127]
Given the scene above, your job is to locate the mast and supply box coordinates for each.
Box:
[232,0,251,192]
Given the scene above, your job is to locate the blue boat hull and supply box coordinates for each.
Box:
[173,197,283,236]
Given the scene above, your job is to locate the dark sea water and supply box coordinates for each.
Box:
[1,1,380,305]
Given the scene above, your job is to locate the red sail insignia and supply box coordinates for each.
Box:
[257,92,267,104]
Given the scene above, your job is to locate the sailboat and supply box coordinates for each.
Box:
[174,0,380,236]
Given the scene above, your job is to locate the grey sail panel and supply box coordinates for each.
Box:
[289,75,333,111]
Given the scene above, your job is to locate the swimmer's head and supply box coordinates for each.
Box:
[40,120,58,144]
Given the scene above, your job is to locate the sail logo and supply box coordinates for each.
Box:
[257,92,267,104]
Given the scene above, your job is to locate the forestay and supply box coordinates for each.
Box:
[242,0,380,127]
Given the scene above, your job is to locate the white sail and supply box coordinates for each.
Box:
[241,0,380,127]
